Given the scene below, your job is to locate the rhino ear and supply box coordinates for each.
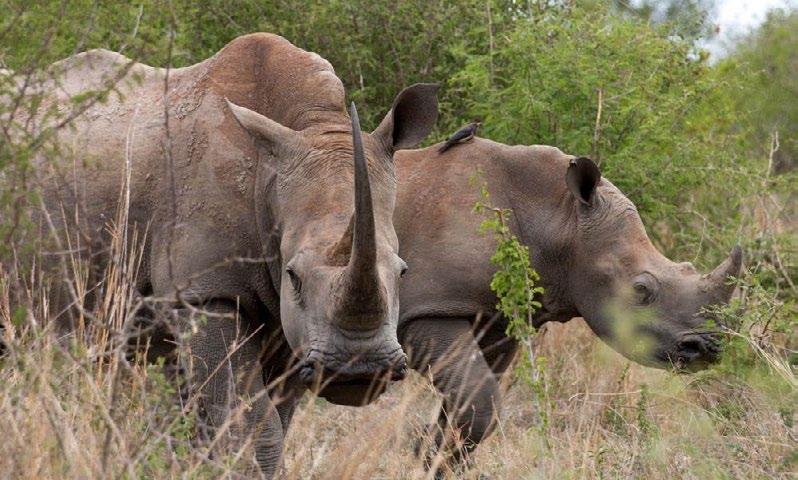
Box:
[225,98,304,155]
[566,157,601,206]
[373,83,439,152]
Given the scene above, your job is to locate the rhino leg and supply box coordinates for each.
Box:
[263,367,305,436]
[186,305,284,478]
[473,313,519,377]
[401,318,501,476]
[273,394,300,436]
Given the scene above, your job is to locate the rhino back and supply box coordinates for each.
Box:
[394,140,503,324]
[394,139,576,328]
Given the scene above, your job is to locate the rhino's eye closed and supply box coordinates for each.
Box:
[286,266,302,295]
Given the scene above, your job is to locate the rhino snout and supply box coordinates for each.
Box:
[299,351,407,383]
[299,347,407,405]
[666,332,722,371]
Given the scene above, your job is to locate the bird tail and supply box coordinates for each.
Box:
[437,141,452,154]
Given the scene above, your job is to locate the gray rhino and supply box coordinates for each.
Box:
[18,33,438,476]
[392,139,742,470]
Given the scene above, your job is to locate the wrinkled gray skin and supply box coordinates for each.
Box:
[20,33,438,476]
[390,139,742,472]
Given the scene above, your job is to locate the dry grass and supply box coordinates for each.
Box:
[2,282,793,480]
[282,319,796,480]
[0,78,795,479]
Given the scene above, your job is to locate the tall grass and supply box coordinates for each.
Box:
[278,318,795,480]
[1,258,794,479]
[0,76,794,480]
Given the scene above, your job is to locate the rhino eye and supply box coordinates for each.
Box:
[399,261,409,278]
[286,267,302,295]
[632,274,657,305]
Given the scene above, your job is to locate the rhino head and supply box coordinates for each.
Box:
[227,84,439,404]
[563,157,742,371]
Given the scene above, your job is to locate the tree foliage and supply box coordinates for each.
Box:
[718,8,798,174]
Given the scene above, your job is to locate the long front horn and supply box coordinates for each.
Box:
[348,102,377,273]
[703,245,743,302]
[335,103,383,325]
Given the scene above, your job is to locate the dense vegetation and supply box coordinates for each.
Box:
[1,1,795,478]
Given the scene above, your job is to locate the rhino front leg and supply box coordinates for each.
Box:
[263,366,306,436]
[186,305,284,478]
[401,318,501,476]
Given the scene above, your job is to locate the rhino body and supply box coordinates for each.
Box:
[391,138,742,469]
[18,33,438,476]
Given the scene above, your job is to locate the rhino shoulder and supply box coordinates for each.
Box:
[49,48,153,80]
[210,33,346,130]
[220,32,337,75]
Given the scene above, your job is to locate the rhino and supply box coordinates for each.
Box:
[264,137,742,472]
[18,33,438,475]
[390,139,743,471]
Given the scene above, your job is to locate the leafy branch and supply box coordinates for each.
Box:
[471,169,543,341]
[471,169,551,440]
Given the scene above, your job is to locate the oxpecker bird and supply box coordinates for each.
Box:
[438,121,481,153]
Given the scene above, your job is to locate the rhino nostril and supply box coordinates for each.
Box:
[679,338,705,356]
[392,358,408,381]
[672,339,703,368]
[675,335,722,367]
[299,362,318,384]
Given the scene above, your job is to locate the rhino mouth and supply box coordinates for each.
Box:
[654,332,723,372]
[299,350,408,406]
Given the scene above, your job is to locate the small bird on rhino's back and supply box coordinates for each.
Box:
[438,121,481,153]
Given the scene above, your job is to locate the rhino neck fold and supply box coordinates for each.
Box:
[501,147,582,326]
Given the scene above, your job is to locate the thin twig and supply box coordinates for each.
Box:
[592,88,603,164]
[486,0,495,87]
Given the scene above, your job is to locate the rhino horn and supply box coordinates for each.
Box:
[703,245,743,301]
[348,102,377,274]
[337,103,384,325]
